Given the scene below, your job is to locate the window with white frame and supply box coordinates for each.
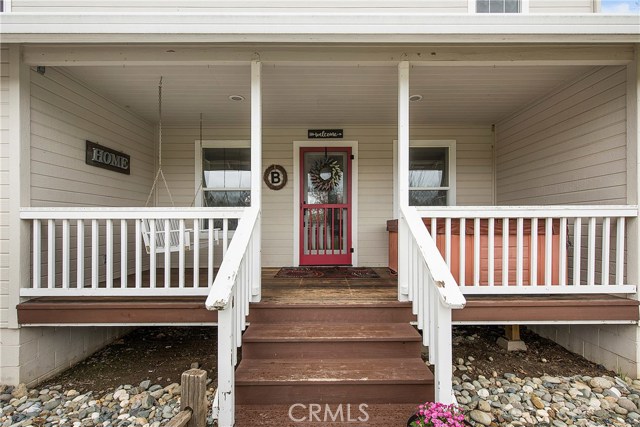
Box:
[408,142,456,206]
[196,141,251,208]
[475,0,521,13]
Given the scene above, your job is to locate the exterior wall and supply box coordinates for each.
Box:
[0,46,10,331]
[8,1,469,13]
[161,125,494,267]
[7,0,597,13]
[495,65,635,377]
[529,0,594,13]
[1,59,155,386]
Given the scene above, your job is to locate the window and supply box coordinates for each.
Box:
[409,147,452,206]
[201,147,251,208]
[475,0,521,13]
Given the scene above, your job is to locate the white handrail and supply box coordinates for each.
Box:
[205,205,261,427]
[416,205,638,218]
[399,205,465,405]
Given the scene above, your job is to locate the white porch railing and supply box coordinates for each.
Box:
[415,206,638,295]
[20,207,246,296]
[205,205,261,427]
[399,205,466,404]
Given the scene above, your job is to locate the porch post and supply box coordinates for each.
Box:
[251,60,262,302]
[397,61,410,302]
[8,45,31,329]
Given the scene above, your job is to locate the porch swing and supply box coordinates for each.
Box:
[140,77,218,254]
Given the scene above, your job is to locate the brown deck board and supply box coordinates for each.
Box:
[243,322,421,342]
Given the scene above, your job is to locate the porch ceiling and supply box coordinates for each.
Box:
[63,64,596,127]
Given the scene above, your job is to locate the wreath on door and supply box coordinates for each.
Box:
[309,157,342,192]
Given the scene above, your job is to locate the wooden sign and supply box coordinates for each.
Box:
[263,164,287,190]
[308,129,343,139]
[85,140,130,175]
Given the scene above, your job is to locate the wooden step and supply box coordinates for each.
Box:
[242,322,422,359]
[247,302,414,324]
[235,358,434,404]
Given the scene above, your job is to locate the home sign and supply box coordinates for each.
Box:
[85,140,131,175]
[308,129,343,139]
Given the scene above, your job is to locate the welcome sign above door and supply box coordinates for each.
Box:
[85,140,131,175]
[308,129,343,139]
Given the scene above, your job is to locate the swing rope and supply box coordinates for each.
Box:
[145,77,175,208]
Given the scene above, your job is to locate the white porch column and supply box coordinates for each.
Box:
[627,46,640,378]
[251,60,262,302]
[8,45,31,329]
[398,61,410,302]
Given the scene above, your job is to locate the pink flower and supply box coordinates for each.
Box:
[409,402,465,427]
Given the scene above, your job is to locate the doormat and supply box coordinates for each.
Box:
[275,267,380,279]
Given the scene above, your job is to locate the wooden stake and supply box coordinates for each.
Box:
[505,325,521,341]
[181,369,208,427]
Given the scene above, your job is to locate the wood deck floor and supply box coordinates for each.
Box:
[16,267,640,325]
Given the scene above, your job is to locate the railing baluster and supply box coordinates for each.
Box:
[502,218,509,287]
[91,219,98,289]
[516,217,523,287]
[223,218,229,257]
[417,259,424,331]
[48,219,55,289]
[488,218,494,287]
[193,218,200,288]
[587,217,596,286]
[545,218,553,286]
[559,218,567,287]
[179,219,185,288]
[474,218,480,286]
[430,218,437,240]
[208,219,215,287]
[77,219,84,289]
[573,218,582,286]
[164,219,171,289]
[602,217,611,286]
[150,219,156,288]
[120,219,127,289]
[616,217,625,286]
[531,217,538,287]
[135,220,142,289]
[33,219,41,289]
[459,218,466,286]
[106,219,113,289]
[445,218,451,267]
[62,219,70,289]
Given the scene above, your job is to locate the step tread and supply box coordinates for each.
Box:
[243,322,421,342]
[236,358,433,385]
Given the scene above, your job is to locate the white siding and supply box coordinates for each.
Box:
[0,46,10,329]
[496,66,627,206]
[10,0,468,13]
[161,125,494,267]
[529,0,594,13]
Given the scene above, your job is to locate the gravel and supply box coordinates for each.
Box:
[0,380,216,427]
[454,359,640,426]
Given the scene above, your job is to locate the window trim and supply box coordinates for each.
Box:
[469,0,529,13]
[194,140,251,208]
[393,139,457,215]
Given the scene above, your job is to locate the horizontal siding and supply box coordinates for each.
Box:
[0,46,10,329]
[160,125,493,267]
[496,66,627,206]
[30,67,155,208]
[11,0,468,12]
[529,0,594,13]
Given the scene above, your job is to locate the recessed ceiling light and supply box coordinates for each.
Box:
[409,94,423,102]
[228,95,245,102]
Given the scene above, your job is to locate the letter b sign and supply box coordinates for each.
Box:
[264,165,287,191]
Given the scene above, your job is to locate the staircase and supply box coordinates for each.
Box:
[235,302,434,406]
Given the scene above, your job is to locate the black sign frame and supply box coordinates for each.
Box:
[308,129,344,139]
[85,140,131,175]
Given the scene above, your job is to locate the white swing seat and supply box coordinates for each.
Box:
[140,219,221,254]
[140,219,192,254]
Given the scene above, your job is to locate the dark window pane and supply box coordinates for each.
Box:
[409,190,448,206]
[202,148,251,190]
[505,0,520,12]
[203,190,251,208]
[476,0,490,13]
[409,147,448,188]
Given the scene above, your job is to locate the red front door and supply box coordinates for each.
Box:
[300,147,352,265]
